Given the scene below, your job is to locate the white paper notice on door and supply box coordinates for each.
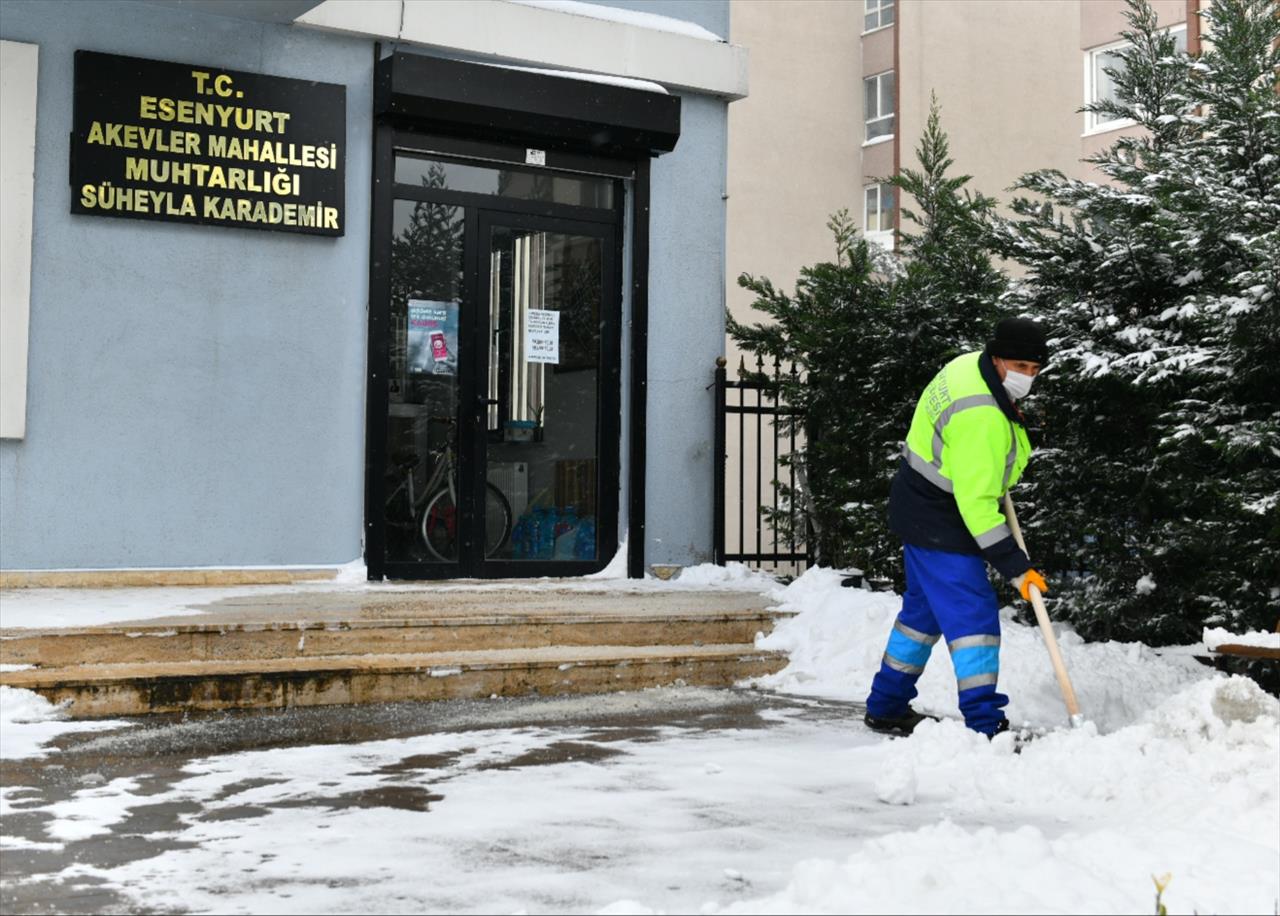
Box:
[525,309,560,364]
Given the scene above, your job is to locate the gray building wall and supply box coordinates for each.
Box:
[0,0,373,569]
[0,0,729,573]
[645,92,728,566]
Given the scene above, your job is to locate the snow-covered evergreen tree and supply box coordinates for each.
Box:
[991,0,1279,643]
[731,101,1005,580]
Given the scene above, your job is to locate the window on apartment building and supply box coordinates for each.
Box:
[1086,25,1187,133]
[864,0,895,32]
[864,71,895,142]
[864,182,894,248]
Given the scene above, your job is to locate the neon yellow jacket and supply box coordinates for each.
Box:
[893,350,1032,578]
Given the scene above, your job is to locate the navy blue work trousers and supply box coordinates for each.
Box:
[865,543,1009,735]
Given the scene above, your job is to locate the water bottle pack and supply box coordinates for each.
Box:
[511,506,596,561]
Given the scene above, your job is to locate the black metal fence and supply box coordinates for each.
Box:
[712,356,810,573]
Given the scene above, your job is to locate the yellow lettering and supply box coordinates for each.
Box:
[214,73,233,97]
[87,121,105,145]
[139,96,157,119]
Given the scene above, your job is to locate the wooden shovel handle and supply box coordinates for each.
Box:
[1003,495,1083,722]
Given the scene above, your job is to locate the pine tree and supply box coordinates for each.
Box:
[991,0,1279,643]
[731,101,1006,580]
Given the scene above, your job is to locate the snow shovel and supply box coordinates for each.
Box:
[1002,495,1085,728]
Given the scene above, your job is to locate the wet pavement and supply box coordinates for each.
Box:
[1,687,870,915]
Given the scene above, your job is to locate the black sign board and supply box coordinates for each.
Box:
[70,50,345,237]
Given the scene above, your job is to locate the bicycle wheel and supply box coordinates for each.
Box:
[482,483,513,559]
[420,484,512,562]
[420,489,459,562]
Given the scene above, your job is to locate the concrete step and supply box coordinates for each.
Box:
[0,610,781,667]
[0,644,787,718]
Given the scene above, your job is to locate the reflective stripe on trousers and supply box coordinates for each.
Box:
[882,619,942,675]
[949,633,1001,691]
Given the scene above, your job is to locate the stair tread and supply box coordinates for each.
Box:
[0,609,787,640]
[0,643,781,686]
[0,588,782,634]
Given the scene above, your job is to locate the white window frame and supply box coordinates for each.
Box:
[863,0,895,35]
[1,39,39,440]
[863,70,895,145]
[1083,24,1187,136]
[864,182,894,249]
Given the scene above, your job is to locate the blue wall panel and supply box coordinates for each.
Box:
[0,0,373,568]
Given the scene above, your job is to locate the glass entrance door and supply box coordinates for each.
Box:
[382,197,469,569]
[478,216,616,573]
[371,143,622,579]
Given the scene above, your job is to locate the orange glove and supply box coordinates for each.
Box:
[1013,569,1048,601]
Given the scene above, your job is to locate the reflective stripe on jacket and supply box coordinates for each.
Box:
[888,349,1032,580]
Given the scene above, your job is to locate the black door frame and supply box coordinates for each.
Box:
[366,129,626,580]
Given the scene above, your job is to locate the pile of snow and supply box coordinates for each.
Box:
[0,687,127,760]
[616,676,1280,915]
[669,562,778,590]
[1203,626,1280,651]
[753,567,1212,733]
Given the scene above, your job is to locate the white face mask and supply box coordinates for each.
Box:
[1002,369,1035,401]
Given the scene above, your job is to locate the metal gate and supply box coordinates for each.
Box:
[712,356,810,574]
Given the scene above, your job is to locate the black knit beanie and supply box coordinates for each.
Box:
[988,318,1050,365]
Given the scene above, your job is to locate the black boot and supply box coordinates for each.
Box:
[863,708,935,736]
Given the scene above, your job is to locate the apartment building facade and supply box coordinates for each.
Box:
[723,0,1199,568]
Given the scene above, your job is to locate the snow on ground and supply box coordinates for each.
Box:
[0,687,128,762]
[753,567,1211,733]
[3,677,1276,915]
[693,677,1278,916]
[2,565,1276,914]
